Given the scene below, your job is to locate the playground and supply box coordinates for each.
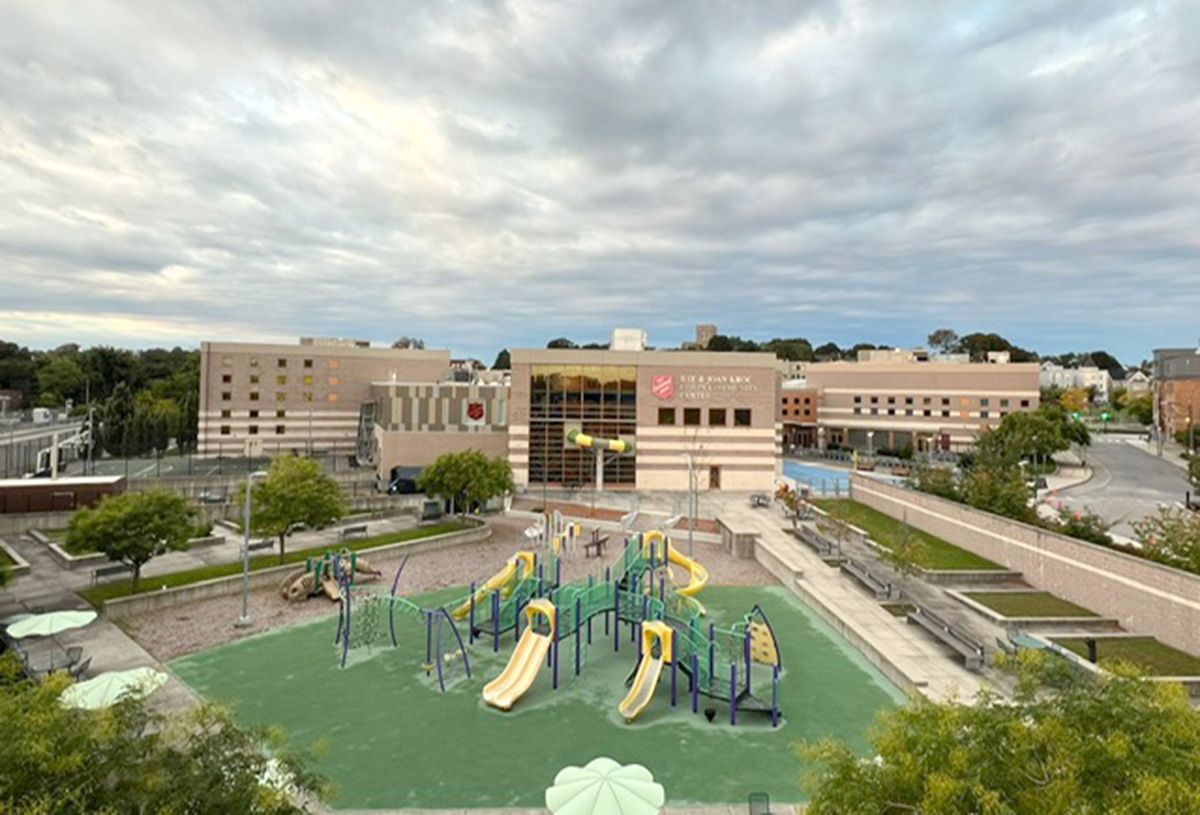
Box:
[169,519,902,809]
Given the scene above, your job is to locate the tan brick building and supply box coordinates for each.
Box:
[198,339,450,457]
[1153,347,1200,443]
[803,359,1041,452]
[509,348,780,491]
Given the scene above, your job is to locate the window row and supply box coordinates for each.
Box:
[220,374,339,386]
[219,409,289,418]
[220,391,339,403]
[218,425,287,436]
[851,395,1028,408]
[852,407,1011,420]
[220,356,331,369]
[657,407,751,427]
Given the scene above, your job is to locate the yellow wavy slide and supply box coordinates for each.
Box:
[451,551,535,621]
[483,599,556,711]
[618,621,674,721]
[642,531,709,612]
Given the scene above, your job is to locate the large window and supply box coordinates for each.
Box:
[734,408,752,426]
[528,365,637,486]
[708,408,726,426]
[683,408,701,426]
[658,407,675,426]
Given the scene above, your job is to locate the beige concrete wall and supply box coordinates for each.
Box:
[851,475,1200,656]
[375,429,510,475]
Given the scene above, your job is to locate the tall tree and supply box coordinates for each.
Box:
[926,328,959,353]
[546,337,578,349]
[66,490,194,594]
[491,349,511,370]
[81,346,139,400]
[0,657,327,813]
[418,450,514,516]
[100,382,137,457]
[813,342,841,360]
[762,337,814,361]
[237,456,346,563]
[35,354,86,407]
[391,336,425,349]
[801,654,1200,814]
[0,341,37,405]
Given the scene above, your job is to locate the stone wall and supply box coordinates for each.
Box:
[851,475,1200,656]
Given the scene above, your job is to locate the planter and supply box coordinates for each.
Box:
[102,523,490,620]
[0,539,31,577]
[921,569,1024,586]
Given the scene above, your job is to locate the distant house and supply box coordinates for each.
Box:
[1039,362,1112,404]
[1121,369,1152,396]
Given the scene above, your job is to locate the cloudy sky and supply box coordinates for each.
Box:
[2,1,1197,363]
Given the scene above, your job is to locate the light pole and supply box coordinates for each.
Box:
[236,470,269,628]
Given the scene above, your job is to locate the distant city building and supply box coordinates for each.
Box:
[1152,347,1200,439]
[695,324,718,349]
[1039,362,1113,404]
[610,328,648,352]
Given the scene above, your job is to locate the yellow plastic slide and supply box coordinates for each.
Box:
[642,531,709,611]
[482,599,556,711]
[451,551,535,621]
[618,621,673,721]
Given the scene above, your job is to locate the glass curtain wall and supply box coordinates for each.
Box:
[528,365,637,486]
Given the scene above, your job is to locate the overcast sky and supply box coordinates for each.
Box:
[1,1,1197,363]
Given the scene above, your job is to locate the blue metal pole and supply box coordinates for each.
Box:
[730,664,737,725]
[492,592,500,653]
[670,657,677,707]
[613,586,620,653]
[772,665,780,727]
[691,654,699,713]
[425,612,433,663]
[637,621,643,659]
[556,556,561,587]
[553,623,560,688]
[468,580,476,644]
[708,623,715,685]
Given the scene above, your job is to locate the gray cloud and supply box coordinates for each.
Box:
[0,0,1197,362]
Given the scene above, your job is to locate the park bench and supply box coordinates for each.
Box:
[91,563,133,584]
[796,525,840,558]
[583,535,609,559]
[839,557,900,601]
[749,493,771,509]
[906,605,986,671]
[338,524,369,542]
[246,539,275,553]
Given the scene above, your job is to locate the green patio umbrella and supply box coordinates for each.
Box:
[546,757,665,815]
[59,667,168,710]
[6,610,96,639]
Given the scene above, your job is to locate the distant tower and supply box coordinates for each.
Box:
[695,324,718,349]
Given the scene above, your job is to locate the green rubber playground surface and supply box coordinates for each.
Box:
[170,585,901,809]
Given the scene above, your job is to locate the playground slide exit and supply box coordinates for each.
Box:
[482,599,556,711]
[618,621,674,721]
[451,552,535,621]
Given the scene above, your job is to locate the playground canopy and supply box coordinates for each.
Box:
[546,757,664,815]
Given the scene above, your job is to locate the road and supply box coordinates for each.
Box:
[1055,437,1192,537]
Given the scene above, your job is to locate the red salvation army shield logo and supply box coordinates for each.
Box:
[466,401,485,421]
[651,375,674,400]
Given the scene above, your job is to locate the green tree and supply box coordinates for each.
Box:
[1059,387,1089,414]
[100,382,137,457]
[491,348,511,370]
[910,464,960,500]
[237,456,346,564]
[36,353,85,407]
[961,463,1037,523]
[976,410,1066,468]
[0,655,327,813]
[761,337,814,361]
[1190,454,1200,493]
[546,337,578,349]
[800,653,1200,814]
[1125,393,1153,426]
[418,450,514,517]
[66,490,194,594]
[391,336,425,349]
[0,340,37,406]
[878,513,928,583]
[926,328,958,353]
[813,342,841,360]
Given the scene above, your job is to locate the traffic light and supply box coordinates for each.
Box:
[1072,411,1081,421]
[1101,411,1111,422]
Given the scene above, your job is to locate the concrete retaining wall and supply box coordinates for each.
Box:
[102,523,490,620]
[0,539,30,576]
[851,475,1200,656]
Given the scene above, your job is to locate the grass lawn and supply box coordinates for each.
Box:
[1053,637,1200,676]
[963,591,1097,618]
[79,521,470,606]
[814,499,1003,571]
[0,547,15,568]
[171,585,901,809]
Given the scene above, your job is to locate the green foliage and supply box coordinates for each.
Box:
[1189,454,1200,491]
[953,331,1038,362]
[1123,393,1153,425]
[35,353,86,407]
[418,450,514,516]
[237,456,346,563]
[0,655,327,813]
[800,652,1200,814]
[911,464,960,500]
[546,337,578,349]
[1130,506,1200,575]
[961,463,1038,524]
[66,489,194,593]
[926,328,959,353]
[491,348,511,370]
[877,516,928,580]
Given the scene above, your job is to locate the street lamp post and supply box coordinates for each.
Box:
[236,470,269,628]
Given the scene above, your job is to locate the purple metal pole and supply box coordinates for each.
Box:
[555,557,561,587]
[772,665,780,727]
[575,597,582,675]
[708,623,715,684]
[670,657,677,706]
[553,626,560,688]
[425,612,433,663]
[637,621,643,659]
[744,629,752,694]
[659,575,665,603]
[691,654,699,713]
[613,586,620,653]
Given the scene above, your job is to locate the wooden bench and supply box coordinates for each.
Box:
[246,539,275,553]
[583,536,609,559]
[91,563,133,584]
[338,524,369,542]
[796,525,839,558]
[839,557,900,601]
[907,605,986,671]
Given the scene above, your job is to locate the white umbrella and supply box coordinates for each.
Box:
[546,757,665,815]
[1,612,32,626]
[59,667,168,710]
[6,610,96,639]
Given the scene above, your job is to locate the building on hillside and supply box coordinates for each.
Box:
[1116,369,1152,396]
[198,339,450,457]
[1038,362,1113,404]
[682,324,718,351]
[803,358,1040,453]
[508,346,779,491]
[1152,347,1200,441]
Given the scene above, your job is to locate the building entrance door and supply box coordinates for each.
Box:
[708,466,721,490]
